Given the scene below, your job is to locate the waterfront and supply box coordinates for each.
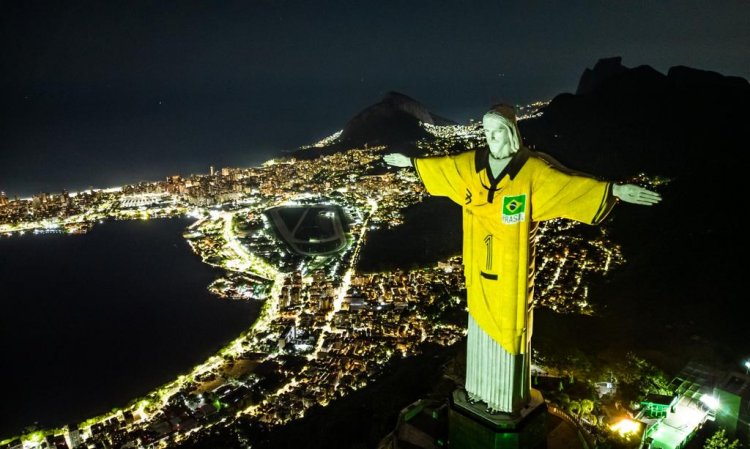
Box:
[0,218,261,437]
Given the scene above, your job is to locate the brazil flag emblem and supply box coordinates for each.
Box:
[502,194,526,224]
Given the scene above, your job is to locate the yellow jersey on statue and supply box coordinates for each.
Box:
[414,146,616,412]
[383,104,661,448]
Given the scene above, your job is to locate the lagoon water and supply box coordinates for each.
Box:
[0,218,261,437]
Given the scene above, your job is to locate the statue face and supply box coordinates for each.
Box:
[483,114,515,159]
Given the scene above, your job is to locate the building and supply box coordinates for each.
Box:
[43,435,69,449]
[64,424,83,448]
[640,394,677,419]
[641,395,710,449]
[714,371,750,442]
[638,361,750,449]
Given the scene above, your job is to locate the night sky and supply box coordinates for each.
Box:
[2,1,748,198]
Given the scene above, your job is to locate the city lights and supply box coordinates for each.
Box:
[0,105,626,448]
[610,417,641,437]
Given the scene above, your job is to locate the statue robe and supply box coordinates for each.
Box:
[413,147,616,356]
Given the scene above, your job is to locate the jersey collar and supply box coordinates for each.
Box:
[475,147,530,181]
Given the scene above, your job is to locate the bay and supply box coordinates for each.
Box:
[0,218,261,437]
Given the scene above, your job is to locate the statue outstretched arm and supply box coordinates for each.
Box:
[612,184,662,206]
[384,152,469,206]
[383,153,413,168]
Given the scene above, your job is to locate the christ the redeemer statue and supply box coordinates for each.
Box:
[384,104,660,416]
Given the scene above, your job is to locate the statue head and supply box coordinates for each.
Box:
[483,104,522,159]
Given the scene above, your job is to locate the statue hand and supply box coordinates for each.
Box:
[612,183,662,206]
[383,153,413,168]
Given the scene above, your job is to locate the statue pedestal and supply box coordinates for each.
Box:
[449,388,547,449]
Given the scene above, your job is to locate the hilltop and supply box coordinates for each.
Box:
[293,91,455,160]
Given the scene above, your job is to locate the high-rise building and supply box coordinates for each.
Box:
[64,424,83,448]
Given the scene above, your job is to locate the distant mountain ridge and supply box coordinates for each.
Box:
[293,91,454,160]
[577,56,748,97]
[521,57,749,179]
[338,91,433,147]
[345,91,450,128]
[294,58,747,167]
[519,58,749,370]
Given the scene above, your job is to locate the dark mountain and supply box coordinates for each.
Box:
[525,57,747,183]
[339,91,432,146]
[521,58,749,367]
[576,56,629,95]
[521,57,748,183]
[293,91,455,160]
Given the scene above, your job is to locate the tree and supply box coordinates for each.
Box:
[582,413,598,427]
[704,428,741,449]
[568,400,581,416]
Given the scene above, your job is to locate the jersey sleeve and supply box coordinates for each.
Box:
[412,155,469,206]
[530,158,617,224]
